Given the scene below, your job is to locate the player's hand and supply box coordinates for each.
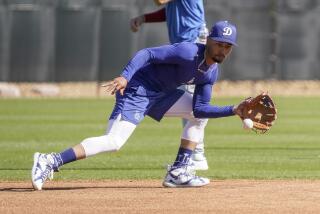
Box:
[130,15,145,32]
[102,76,128,96]
[233,99,250,118]
[154,0,171,5]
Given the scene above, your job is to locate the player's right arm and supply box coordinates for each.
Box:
[104,43,194,95]
[121,43,197,82]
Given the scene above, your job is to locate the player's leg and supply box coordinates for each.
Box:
[193,24,210,169]
[163,119,209,187]
[31,90,148,190]
[31,114,137,190]
[162,92,210,187]
[179,85,208,170]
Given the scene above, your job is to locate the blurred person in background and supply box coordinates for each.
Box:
[130,0,209,171]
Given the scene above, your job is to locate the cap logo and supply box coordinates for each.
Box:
[222,27,232,36]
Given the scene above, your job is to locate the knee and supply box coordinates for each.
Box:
[81,135,125,157]
[105,134,124,152]
[186,118,208,129]
[181,118,208,143]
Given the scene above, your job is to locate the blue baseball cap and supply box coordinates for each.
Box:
[208,21,238,46]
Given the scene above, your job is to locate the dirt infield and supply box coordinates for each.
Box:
[1,180,320,213]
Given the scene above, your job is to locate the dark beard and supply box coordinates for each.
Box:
[212,56,223,64]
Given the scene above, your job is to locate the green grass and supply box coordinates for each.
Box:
[0,97,320,180]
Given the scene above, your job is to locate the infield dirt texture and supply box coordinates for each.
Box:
[1,180,320,213]
[1,94,320,213]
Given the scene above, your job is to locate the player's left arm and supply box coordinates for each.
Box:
[192,83,235,118]
[193,83,249,118]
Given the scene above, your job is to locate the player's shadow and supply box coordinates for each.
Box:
[45,186,164,191]
[0,187,35,192]
[0,185,163,192]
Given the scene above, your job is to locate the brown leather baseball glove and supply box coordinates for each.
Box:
[241,92,277,133]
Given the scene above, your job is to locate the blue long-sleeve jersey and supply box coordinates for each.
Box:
[121,42,234,119]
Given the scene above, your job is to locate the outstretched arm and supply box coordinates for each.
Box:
[106,42,196,95]
[193,84,239,118]
[121,43,195,82]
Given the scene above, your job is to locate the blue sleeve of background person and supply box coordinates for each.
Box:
[193,84,235,118]
[166,0,205,43]
[121,43,197,82]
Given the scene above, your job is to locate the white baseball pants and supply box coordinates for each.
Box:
[81,92,208,157]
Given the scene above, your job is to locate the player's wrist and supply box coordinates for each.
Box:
[120,74,130,83]
[232,105,237,115]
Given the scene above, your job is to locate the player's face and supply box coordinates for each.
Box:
[206,38,233,64]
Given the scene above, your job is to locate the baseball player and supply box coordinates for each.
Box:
[130,0,209,170]
[32,21,243,190]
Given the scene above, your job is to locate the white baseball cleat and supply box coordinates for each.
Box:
[162,164,210,188]
[31,152,55,190]
[191,146,209,171]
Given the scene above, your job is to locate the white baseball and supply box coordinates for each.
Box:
[242,118,253,129]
